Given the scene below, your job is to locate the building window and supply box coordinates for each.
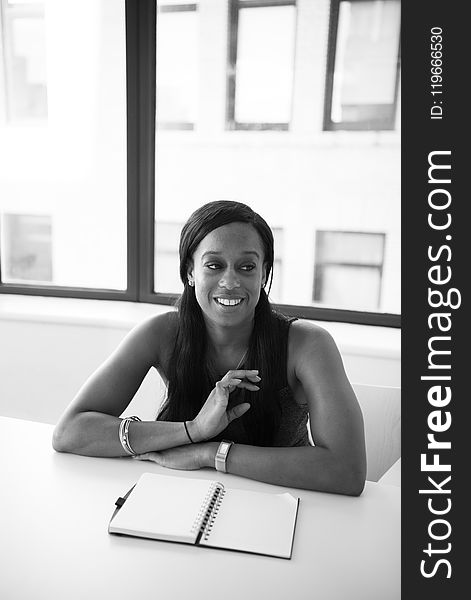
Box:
[154,221,183,293]
[0,0,48,124]
[0,1,400,327]
[0,213,53,283]
[324,0,401,131]
[0,0,127,292]
[314,231,385,311]
[226,0,297,130]
[156,2,198,130]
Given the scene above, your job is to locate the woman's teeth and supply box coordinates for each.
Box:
[216,298,242,306]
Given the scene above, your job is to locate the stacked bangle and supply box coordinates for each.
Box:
[119,416,141,456]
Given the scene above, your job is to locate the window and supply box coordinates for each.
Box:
[0,0,128,293]
[1,0,401,327]
[0,0,48,124]
[324,0,401,131]
[314,231,385,311]
[156,2,198,130]
[0,213,52,282]
[226,0,297,130]
[154,221,182,293]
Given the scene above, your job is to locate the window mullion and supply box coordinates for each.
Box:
[126,0,156,302]
[138,0,157,302]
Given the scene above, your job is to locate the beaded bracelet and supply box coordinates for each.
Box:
[119,416,141,456]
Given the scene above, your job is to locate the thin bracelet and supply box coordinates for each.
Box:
[184,421,195,444]
[119,416,141,456]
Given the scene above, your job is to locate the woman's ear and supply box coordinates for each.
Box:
[187,261,195,287]
[261,263,269,288]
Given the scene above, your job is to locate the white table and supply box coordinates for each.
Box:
[0,417,400,600]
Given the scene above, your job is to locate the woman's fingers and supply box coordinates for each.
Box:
[132,452,160,462]
[222,369,260,381]
[236,381,260,391]
[227,402,251,422]
[217,379,260,394]
[245,375,261,383]
[216,370,261,397]
[220,370,261,387]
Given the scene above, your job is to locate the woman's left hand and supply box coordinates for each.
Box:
[133,443,214,471]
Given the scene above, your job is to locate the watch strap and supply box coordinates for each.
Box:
[215,440,234,473]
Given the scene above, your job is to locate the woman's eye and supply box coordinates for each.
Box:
[204,263,255,271]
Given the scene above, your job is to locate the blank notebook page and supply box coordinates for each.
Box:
[109,473,214,543]
[201,488,298,559]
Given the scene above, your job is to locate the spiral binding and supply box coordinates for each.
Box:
[203,486,226,541]
[190,481,226,540]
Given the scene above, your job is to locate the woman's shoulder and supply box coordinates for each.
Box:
[288,319,339,363]
[289,318,333,339]
[135,310,179,366]
[287,318,349,393]
[148,309,179,337]
[143,310,179,335]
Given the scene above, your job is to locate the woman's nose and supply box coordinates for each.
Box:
[218,269,240,290]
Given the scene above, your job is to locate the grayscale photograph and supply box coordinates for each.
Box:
[0,1,401,599]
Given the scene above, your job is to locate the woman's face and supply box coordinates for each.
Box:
[188,222,267,328]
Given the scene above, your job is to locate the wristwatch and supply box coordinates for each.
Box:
[215,440,234,473]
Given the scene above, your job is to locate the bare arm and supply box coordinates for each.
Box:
[52,313,187,456]
[52,312,258,457]
[219,324,366,494]
[213,324,366,494]
[139,323,367,495]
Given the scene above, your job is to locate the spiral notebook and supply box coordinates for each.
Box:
[108,472,299,559]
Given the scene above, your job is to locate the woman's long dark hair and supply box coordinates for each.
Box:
[157,200,288,446]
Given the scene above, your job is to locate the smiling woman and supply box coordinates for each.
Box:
[191,223,266,325]
[52,200,366,495]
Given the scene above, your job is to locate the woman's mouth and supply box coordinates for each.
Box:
[214,297,244,307]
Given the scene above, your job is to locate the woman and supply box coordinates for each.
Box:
[53,201,366,495]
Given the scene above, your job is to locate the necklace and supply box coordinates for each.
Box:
[234,348,248,370]
[207,346,248,378]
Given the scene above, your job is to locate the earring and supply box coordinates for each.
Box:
[188,280,194,287]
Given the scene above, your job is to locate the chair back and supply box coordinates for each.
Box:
[353,383,401,482]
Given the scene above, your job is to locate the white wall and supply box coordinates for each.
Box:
[0,295,400,425]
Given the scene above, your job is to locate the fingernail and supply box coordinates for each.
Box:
[250,370,259,373]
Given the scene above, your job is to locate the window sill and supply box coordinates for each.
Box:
[156,129,400,149]
[0,294,400,360]
[0,293,170,329]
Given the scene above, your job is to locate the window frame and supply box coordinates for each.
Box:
[0,0,154,302]
[225,0,296,131]
[313,230,386,310]
[323,0,401,132]
[0,0,400,328]
[155,1,197,131]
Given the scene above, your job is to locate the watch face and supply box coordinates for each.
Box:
[219,442,230,454]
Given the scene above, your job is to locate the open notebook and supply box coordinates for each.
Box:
[109,472,299,559]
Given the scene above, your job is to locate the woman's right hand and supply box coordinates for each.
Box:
[191,370,261,441]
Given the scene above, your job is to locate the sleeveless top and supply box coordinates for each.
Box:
[158,314,311,447]
[211,315,310,447]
